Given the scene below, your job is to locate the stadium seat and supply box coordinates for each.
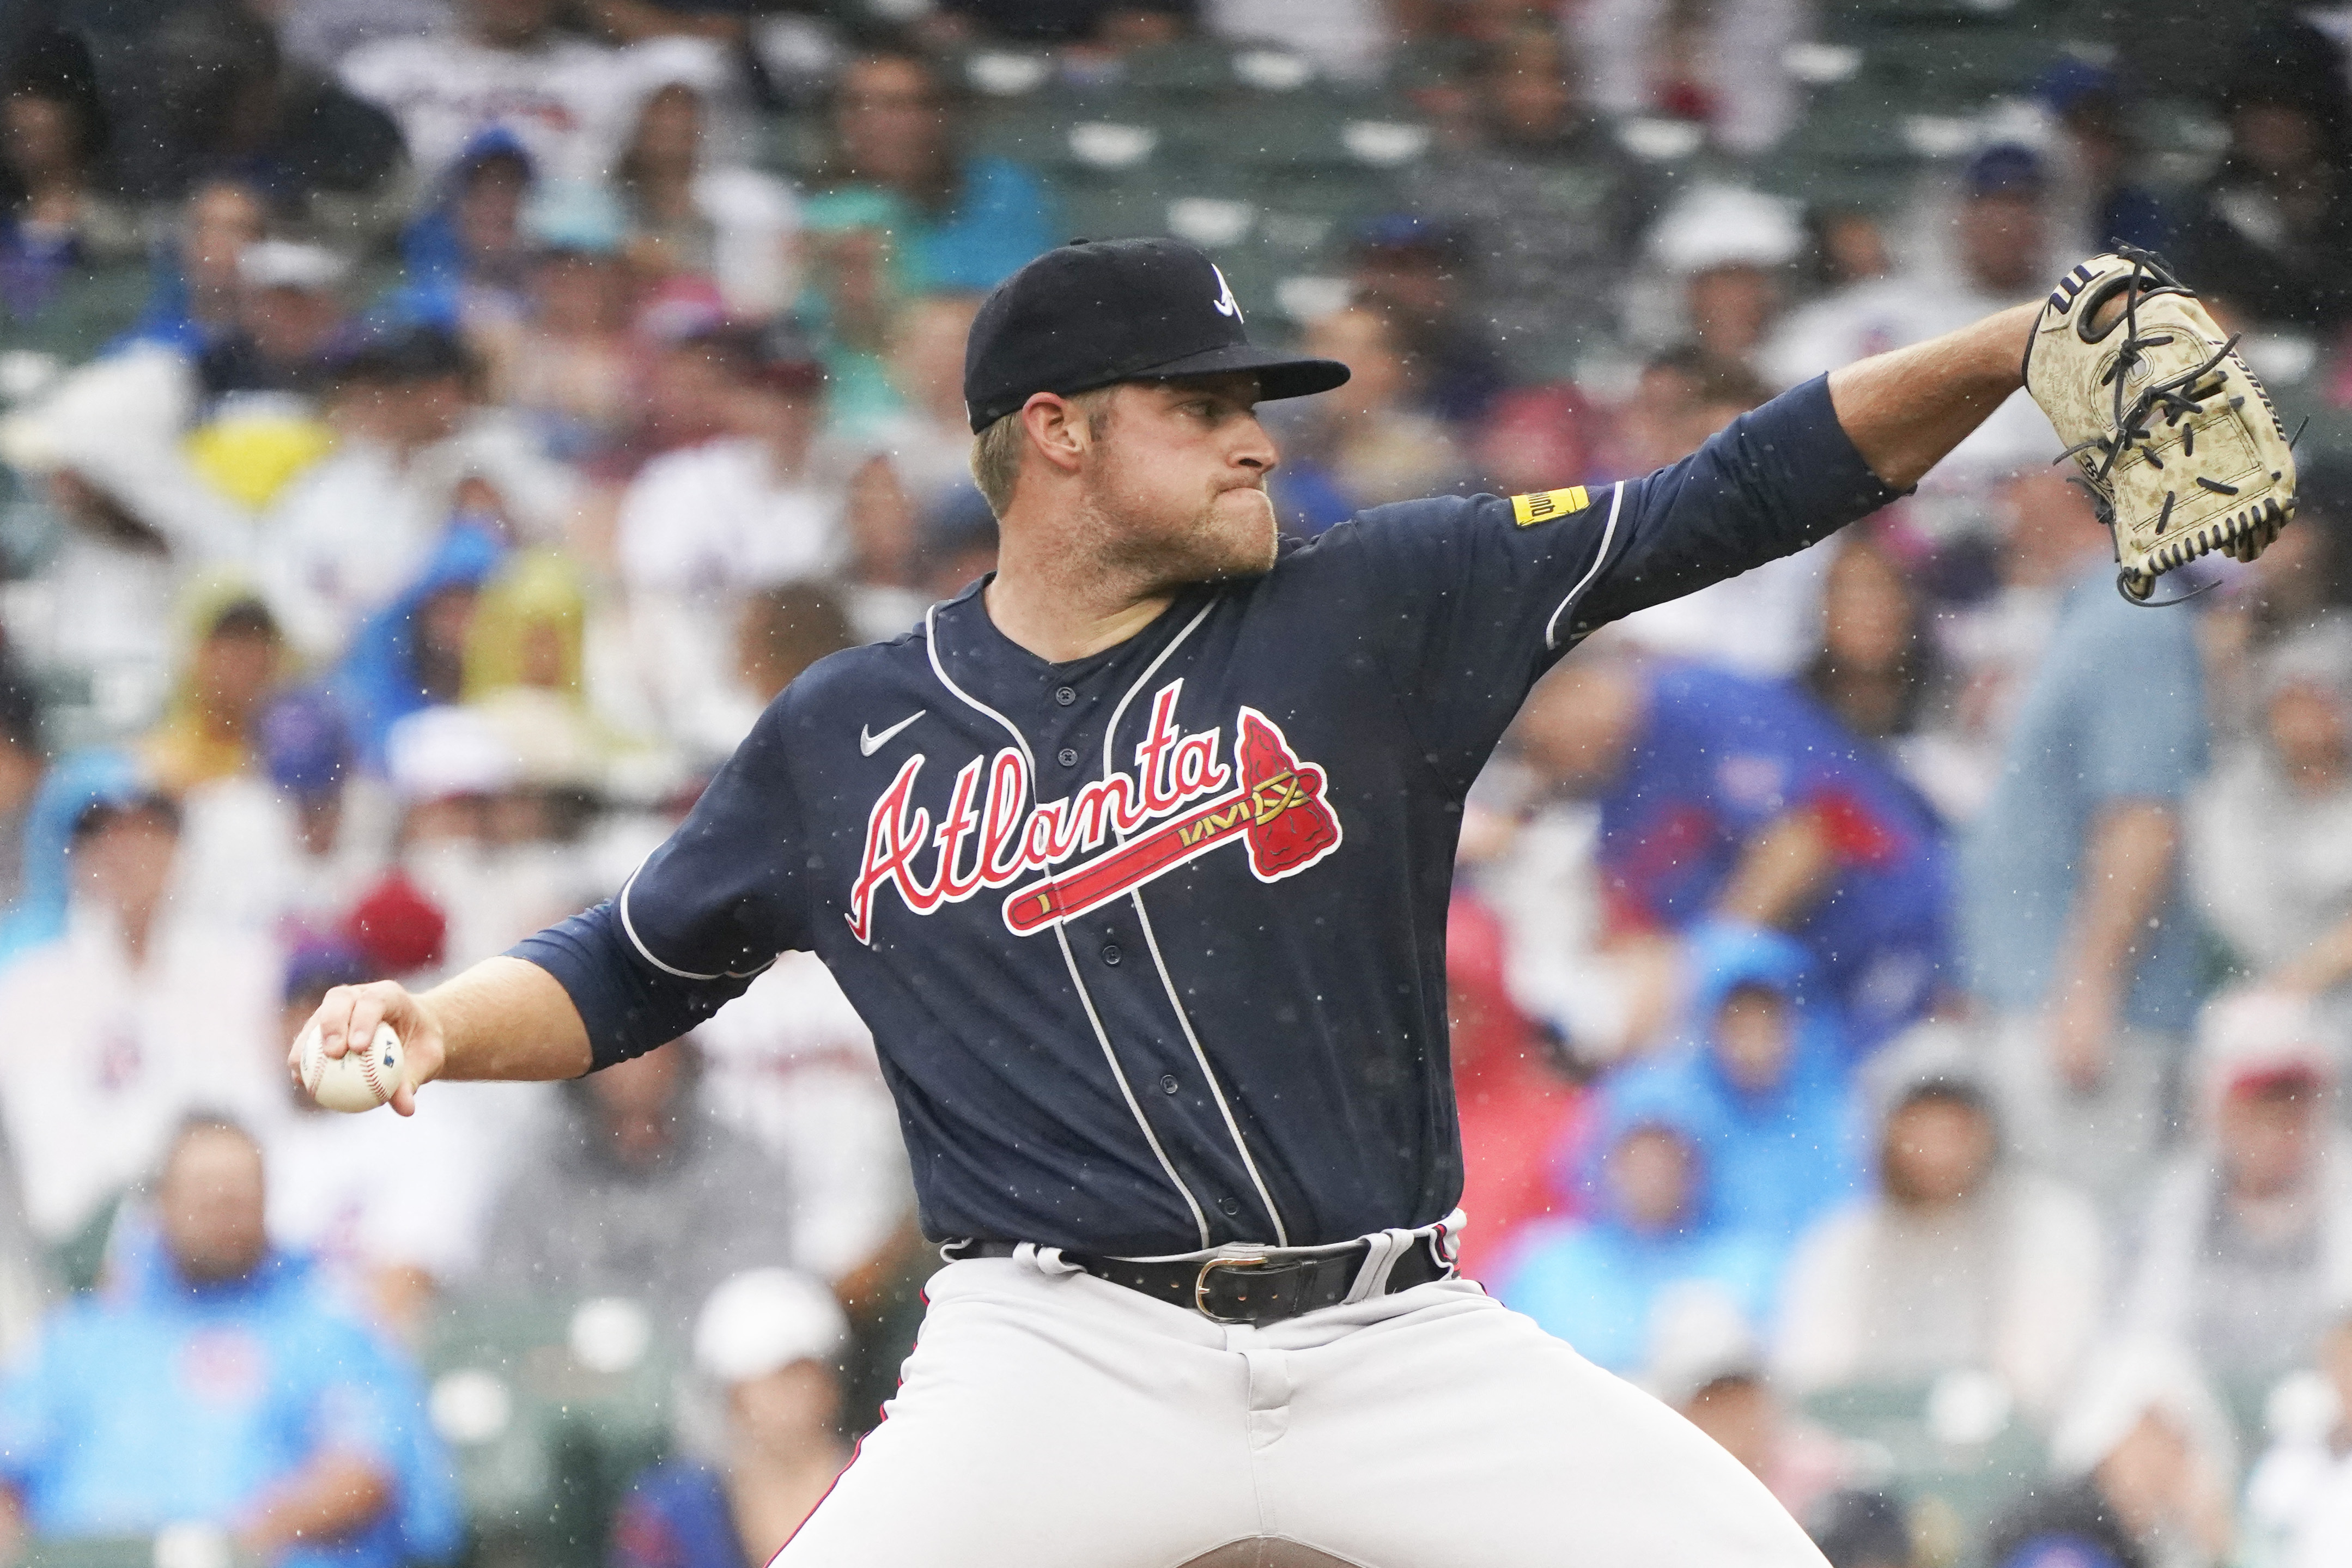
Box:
[21,1542,162,1568]
[1802,1381,2049,1542]
[1816,0,2078,32]
[1,265,151,367]
[1118,39,1247,98]
[1842,25,2065,111]
[19,1538,258,1568]
[423,1298,681,1568]
[1763,88,1926,208]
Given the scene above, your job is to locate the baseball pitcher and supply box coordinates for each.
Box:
[297,241,2290,1565]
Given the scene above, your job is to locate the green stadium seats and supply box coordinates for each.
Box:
[1,265,151,368]
[761,111,827,180]
[1117,39,1248,98]
[1802,1378,2050,1543]
[1817,0,2078,32]
[422,1297,682,1568]
[18,1534,256,1568]
[1840,25,2065,111]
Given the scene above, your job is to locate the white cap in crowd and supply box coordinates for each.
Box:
[238,240,351,294]
[1640,1284,1764,1409]
[1646,185,1804,276]
[2261,621,2352,704]
[693,1268,849,1386]
[2050,1336,2237,1482]
[2192,987,2338,1122]
[386,706,522,803]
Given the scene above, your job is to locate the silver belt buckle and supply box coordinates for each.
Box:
[1194,1256,1266,1323]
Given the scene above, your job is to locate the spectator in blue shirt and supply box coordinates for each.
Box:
[0,50,141,326]
[116,177,270,360]
[1497,1071,1780,1375]
[1956,470,2209,1204]
[803,50,1053,297]
[335,519,506,772]
[1601,925,1867,1265]
[0,1117,459,1568]
[379,131,536,341]
[795,49,1052,431]
[1522,655,1950,1050]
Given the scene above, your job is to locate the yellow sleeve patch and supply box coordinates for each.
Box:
[1510,486,1590,526]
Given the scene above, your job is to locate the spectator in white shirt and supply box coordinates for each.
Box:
[1577,0,1804,156]
[380,704,600,968]
[616,323,859,760]
[1774,1041,2106,1421]
[339,0,731,188]
[1763,143,2064,486]
[693,957,913,1296]
[173,686,398,943]
[2191,623,2352,993]
[616,59,801,324]
[264,326,579,662]
[2121,990,2352,1385]
[0,790,280,1251]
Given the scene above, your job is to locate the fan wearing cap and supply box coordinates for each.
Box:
[612,1270,851,1568]
[199,240,358,400]
[305,236,2075,1563]
[1763,143,2064,482]
[2117,989,2352,1386]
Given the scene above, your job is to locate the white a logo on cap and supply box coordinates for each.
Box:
[1210,264,1242,321]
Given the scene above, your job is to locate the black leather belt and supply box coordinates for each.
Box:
[953,1237,1452,1326]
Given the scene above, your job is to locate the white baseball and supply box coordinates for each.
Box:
[298,1020,405,1113]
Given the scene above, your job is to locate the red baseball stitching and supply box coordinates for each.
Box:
[360,1040,388,1105]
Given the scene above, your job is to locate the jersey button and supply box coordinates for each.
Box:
[1159,1074,1179,1094]
[1055,685,1077,706]
[1218,1197,1242,1216]
[1057,747,1079,767]
[1101,943,1122,966]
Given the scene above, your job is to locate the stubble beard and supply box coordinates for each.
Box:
[1091,483,1278,592]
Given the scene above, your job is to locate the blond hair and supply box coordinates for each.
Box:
[969,387,1117,518]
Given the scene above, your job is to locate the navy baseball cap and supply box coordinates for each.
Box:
[1963,142,2046,198]
[963,238,1350,433]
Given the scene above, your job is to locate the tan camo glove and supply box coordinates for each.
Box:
[2023,251,2296,602]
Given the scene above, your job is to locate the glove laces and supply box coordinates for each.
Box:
[2049,245,2241,607]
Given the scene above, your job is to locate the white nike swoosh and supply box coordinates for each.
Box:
[859,710,925,757]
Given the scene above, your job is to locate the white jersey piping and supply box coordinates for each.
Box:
[1129,898,1290,1244]
[617,862,778,982]
[924,604,1214,1249]
[1543,479,1627,651]
[1099,601,1214,765]
[1100,600,1293,1246]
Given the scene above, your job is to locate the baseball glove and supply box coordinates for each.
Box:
[2022,249,2296,603]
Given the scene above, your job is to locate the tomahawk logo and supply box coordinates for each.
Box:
[1210,264,1242,321]
[844,683,1340,943]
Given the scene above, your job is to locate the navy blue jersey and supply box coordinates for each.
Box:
[514,376,1901,1256]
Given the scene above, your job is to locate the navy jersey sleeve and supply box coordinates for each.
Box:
[1338,374,1901,789]
[510,697,816,1069]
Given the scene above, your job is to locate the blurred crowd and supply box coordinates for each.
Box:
[0,0,2349,1564]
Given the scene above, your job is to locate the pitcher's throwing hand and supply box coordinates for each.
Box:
[290,981,443,1118]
